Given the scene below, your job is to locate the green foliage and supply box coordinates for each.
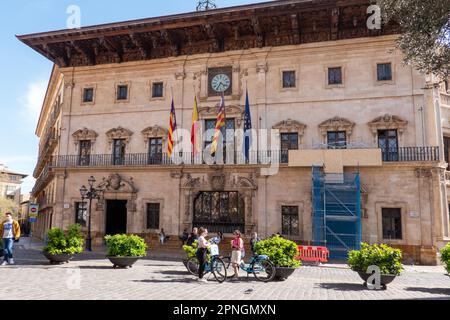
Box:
[348,243,404,276]
[254,235,301,268]
[377,0,450,78]
[43,224,84,255]
[105,234,147,257]
[182,240,198,259]
[440,243,450,274]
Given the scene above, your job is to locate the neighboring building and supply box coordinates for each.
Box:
[19,0,450,264]
[0,164,28,205]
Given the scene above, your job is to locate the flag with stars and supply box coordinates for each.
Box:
[243,88,252,161]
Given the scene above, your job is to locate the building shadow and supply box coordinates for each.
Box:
[319,282,367,292]
[132,278,198,284]
[405,287,450,296]
[156,270,190,276]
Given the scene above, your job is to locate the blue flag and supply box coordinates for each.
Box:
[243,88,252,160]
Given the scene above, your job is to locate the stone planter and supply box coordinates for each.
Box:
[274,267,296,281]
[357,272,397,290]
[43,252,74,265]
[107,256,141,269]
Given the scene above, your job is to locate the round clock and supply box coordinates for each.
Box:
[211,74,231,92]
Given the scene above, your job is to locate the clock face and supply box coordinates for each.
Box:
[211,74,231,93]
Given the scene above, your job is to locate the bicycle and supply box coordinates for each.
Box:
[234,254,276,282]
[186,238,228,283]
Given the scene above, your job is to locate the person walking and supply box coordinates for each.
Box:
[196,228,210,283]
[159,228,166,244]
[230,230,244,280]
[186,227,198,246]
[1,213,21,266]
[250,232,261,256]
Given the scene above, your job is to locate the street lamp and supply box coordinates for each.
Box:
[79,176,103,251]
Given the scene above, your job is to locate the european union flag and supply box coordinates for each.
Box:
[243,89,252,161]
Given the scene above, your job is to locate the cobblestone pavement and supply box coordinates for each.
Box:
[0,247,449,300]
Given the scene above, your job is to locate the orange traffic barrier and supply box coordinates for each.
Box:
[296,245,329,263]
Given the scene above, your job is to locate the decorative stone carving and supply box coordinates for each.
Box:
[415,168,432,178]
[368,114,408,136]
[256,62,268,74]
[209,171,226,191]
[184,174,201,188]
[198,105,244,118]
[98,173,138,193]
[319,117,355,137]
[273,119,307,136]
[72,128,98,145]
[106,127,133,146]
[141,125,168,146]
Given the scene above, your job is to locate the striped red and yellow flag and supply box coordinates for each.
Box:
[191,95,202,156]
[210,94,226,156]
[167,99,177,158]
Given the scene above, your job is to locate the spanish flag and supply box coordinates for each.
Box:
[210,93,226,156]
[167,98,177,158]
[191,96,202,156]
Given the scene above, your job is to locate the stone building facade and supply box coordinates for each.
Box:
[19,0,450,264]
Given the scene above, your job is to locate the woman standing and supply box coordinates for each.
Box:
[196,228,210,283]
[230,230,244,280]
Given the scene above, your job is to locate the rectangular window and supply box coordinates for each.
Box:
[282,71,296,88]
[148,138,163,164]
[382,208,402,240]
[147,203,160,229]
[83,88,94,103]
[282,206,299,236]
[377,63,392,81]
[78,140,91,166]
[117,85,128,101]
[328,67,342,85]
[112,139,126,165]
[378,130,398,161]
[75,202,87,227]
[152,82,164,98]
[327,131,347,149]
[444,136,450,171]
[280,133,299,164]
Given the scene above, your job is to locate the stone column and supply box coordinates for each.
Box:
[54,172,66,229]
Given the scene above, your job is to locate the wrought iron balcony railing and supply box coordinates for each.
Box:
[49,147,440,169]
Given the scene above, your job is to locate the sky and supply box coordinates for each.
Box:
[0,0,265,194]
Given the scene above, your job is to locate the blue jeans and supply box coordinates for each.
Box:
[2,238,14,263]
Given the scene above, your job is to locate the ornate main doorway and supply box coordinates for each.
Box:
[193,191,245,234]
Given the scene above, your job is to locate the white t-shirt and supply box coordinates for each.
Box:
[2,222,13,239]
[197,236,208,249]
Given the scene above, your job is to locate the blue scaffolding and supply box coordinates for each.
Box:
[312,167,362,259]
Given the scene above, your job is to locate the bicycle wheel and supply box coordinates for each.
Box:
[211,257,227,283]
[186,257,199,276]
[252,258,276,282]
[222,256,231,269]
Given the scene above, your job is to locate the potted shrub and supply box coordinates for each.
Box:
[440,243,450,275]
[43,224,84,264]
[348,243,403,289]
[254,235,301,281]
[105,234,147,269]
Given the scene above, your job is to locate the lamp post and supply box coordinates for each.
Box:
[79,176,103,252]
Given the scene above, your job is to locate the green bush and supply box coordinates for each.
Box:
[348,243,404,276]
[254,235,301,268]
[105,234,147,257]
[43,224,84,255]
[440,243,450,274]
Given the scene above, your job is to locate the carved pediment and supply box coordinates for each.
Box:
[199,105,244,118]
[106,127,133,145]
[141,125,168,145]
[72,128,98,144]
[98,173,137,193]
[368,114,408,134]
[272,119,306,135]
[319,117,355,136]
